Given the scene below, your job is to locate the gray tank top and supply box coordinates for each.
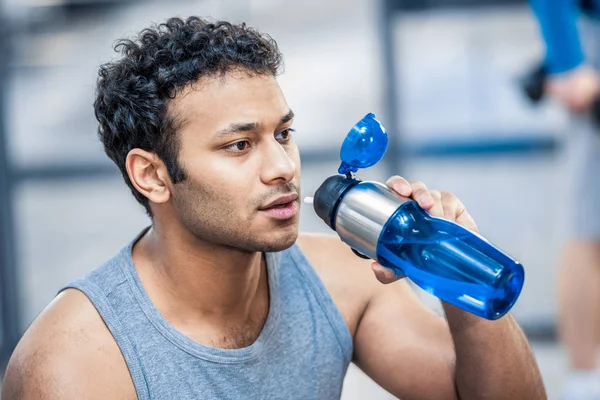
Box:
[61,231,353,399]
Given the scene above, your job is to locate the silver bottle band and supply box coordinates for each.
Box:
[334,181,410,260]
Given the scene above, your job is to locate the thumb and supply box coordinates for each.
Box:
[371,262,405,284]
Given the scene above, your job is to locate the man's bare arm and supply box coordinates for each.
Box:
[2,289,136,399]
[353,279,460,399]
[353,280,545,399]
[444,303,545,399]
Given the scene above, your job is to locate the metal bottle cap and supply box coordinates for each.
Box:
[313,175,360,229]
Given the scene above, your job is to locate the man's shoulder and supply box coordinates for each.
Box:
[296,232,381,335]
[1,289,135,399]
[296,232,372,272]
[295,232,382,295]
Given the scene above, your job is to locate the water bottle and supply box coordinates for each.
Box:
[311,113,525,320]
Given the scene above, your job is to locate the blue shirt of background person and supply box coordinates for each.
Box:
[529,0,599,74]
[528,0,600,113]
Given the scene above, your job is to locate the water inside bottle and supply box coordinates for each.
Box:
[376,201,524,320]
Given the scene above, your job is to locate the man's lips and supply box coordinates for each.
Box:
[258,193,299,220]
[259,193,299,210]
[259,201,298,220]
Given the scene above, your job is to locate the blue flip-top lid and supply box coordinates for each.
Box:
[338,113,389,175]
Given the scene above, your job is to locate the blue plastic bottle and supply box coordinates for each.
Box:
[312,113,525,320]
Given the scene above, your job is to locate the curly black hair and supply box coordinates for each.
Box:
[94,16,283,215]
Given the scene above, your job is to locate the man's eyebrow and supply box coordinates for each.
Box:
[280,109,295,124]
[214,122,260,139]
[213,109,294,139]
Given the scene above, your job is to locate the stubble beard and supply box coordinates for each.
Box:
[171,179,301,253]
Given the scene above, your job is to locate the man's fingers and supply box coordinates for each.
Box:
[385,177,478,232]
[455,208,479,233]
[407,181,433,210]
[439,191,478,232]
[385,177,437,211]
[440,191,459,220]
[386,175,412,197]
[424,189,444,218]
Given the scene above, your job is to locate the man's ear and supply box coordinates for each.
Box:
[125,149,172,205]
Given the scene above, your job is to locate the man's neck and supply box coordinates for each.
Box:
[132,225,269,341]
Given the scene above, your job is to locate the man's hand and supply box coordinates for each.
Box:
[546,64,600,113]
[371,175,478,284]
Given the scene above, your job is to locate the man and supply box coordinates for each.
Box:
[2,17,545,399]
[529,1,600,399]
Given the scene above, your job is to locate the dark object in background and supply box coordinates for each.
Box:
[520,63,600,128]
[521,64,547,103]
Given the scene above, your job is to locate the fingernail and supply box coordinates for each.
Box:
[394,183,411,196]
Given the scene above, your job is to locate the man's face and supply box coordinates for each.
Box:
[166,70,301,252]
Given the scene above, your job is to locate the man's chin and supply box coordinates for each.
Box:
[257,227,299,253]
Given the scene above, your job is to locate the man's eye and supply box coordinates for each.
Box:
[225,141,250,152]
[276,128,295,141]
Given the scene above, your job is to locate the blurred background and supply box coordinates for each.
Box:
[0,0,584,398]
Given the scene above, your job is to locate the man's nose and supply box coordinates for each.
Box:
[260,139,296,185]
